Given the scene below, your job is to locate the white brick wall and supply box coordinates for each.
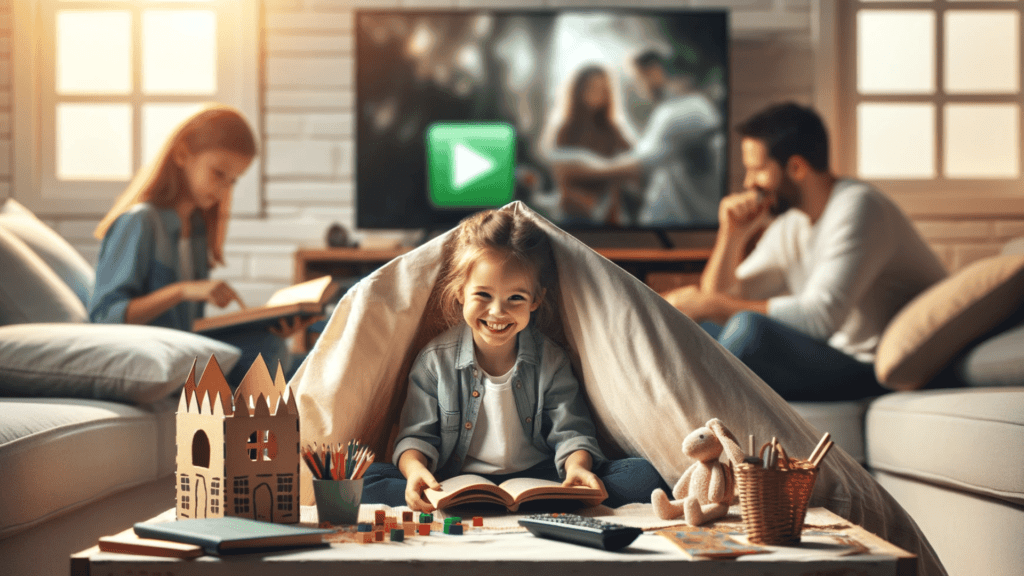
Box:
[8,0,1022,316]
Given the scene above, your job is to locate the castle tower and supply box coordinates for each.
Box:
[175,355,299,523]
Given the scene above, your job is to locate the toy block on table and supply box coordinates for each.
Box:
[419,512,433,524]
[402,511,414,522]
[175,355,299,523]
[390,528,405,542]
[357,523,372,532]
[402,522,416,534]
[374,510,386,525]
[360,532,373,543]
[417,524,431,536]
[472,516,483,527]
[374,530,384,542]
[449,524,464,535]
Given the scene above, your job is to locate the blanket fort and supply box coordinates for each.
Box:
[290,201,946,576]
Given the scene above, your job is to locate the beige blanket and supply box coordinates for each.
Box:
[291,202,944,576]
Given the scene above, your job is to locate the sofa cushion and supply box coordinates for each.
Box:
[0,323,241,405]
[789,399,873,464]
[0,198,95,306]
[0,397,177,539]
[866,388,1024,506]
[875,254,1024,390]
[0,227,87,325]
[956,318,1024,387]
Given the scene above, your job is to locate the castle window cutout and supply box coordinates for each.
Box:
[247,430,278,461]
[277,475,294,512]
[192,429,211,468]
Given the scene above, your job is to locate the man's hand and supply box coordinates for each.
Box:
[720,190,771,239]
[179,280,245,309]
[662,284,718,323]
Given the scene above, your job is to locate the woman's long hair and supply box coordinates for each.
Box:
[93,104,257,267]
[555,65,631,156]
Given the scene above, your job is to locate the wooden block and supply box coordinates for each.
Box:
[374,510,385,525]
[417,523,431,536]
[360,532,373,543]
[390,528,405,542]
[472,516,483,527]
[402,511,413,522]
[374,530,384,542]
[403,522,416,534]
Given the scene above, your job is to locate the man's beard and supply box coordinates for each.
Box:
[766,174,801,216]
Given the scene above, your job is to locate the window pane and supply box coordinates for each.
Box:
[945,11,1019,94]
[143,11,216,94]
[857,10,935,94]
[858,103,935,178]
[143,103,206,167]
[57,104,132,180]
[945,104,1020,178]
[57,11,131,95]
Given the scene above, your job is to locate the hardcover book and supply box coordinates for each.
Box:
[424,474,607,512]
[133,517,332,555]
[192,275,340,335]
[98,528,204,559]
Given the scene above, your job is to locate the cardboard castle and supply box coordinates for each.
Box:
[175,355,299,524]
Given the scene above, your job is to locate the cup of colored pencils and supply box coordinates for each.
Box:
[308,440,374,525]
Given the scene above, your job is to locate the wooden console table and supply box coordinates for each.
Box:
[294,247,711,293]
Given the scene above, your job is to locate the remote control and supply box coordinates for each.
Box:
[518,513,643,551]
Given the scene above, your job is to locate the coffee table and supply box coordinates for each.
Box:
[71,506,916,576]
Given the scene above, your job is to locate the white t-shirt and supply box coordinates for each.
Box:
[461,365,549,475]
[735,179,947,362]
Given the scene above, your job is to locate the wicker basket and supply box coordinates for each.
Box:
[734,441,818,545]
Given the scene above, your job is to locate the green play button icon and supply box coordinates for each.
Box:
[426,123,515,208]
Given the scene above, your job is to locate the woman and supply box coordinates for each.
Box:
[550,66,636,226]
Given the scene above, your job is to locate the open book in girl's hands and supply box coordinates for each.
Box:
[424,474,607,512]
[192,275,340,336]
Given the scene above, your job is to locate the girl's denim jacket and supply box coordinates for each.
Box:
[392,323,606,480]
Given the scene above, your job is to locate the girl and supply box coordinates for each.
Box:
[90,104,311,386]
[361,208,668,511]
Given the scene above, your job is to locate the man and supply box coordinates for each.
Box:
[548,51,724,225]
[664,103,947,401]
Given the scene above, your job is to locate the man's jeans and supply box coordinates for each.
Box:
[702,311,887,401]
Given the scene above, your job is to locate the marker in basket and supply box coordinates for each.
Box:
[743,434,762,466]
[807,432,831,464]
[810,440,834,468]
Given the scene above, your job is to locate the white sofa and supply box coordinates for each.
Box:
[791,237,1024,576]
[0,199,240,576]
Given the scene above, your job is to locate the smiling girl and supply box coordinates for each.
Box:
[360,208,668,511]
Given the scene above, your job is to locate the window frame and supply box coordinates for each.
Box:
[816,0,1024,218]
[12,0,261,218]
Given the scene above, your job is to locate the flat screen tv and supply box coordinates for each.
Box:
[355,9,729,235]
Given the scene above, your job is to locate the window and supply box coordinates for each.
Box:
[247,430,279,462]
[12,0,260,217]
[276,474,293,512]
[233,476,250,514]
[829,1,1023,216]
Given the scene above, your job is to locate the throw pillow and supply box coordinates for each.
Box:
[0,323,242,405]
[0,226,88,324]
[0,198,95,306]
[875,254,1024,390]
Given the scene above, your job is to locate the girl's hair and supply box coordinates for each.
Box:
[555,65,631,156]
[93,104,258,266]
[439,208,559,336]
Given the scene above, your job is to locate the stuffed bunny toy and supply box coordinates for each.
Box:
[651,418,745,525]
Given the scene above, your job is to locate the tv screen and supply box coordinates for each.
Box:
[356,10,729,233]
